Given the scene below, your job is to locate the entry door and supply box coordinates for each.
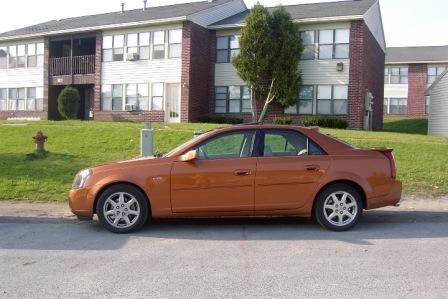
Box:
[170,130,257,213]
[255,130,330,211]
[165,83,181,123]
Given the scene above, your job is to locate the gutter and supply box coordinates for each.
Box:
[0,16,187,42]
[208,15,364,30]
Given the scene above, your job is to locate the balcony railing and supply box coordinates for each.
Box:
[49,55,95,76]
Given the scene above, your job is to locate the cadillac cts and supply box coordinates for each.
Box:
[69,124,402,233]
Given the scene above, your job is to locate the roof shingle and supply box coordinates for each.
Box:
[386,46,448,64]
[0,0,233,39]
[210,0,377,27]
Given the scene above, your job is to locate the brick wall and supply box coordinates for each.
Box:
[93,31,102,115]
[407,64,427,117]
[348,20,385,130]
[181,21,213,122]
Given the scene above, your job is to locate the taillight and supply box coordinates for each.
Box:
[382,150,397,179]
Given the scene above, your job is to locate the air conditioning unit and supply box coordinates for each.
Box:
[125,104,137,111]
[127,53,139,61]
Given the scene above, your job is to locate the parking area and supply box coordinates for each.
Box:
[0,199,447,298]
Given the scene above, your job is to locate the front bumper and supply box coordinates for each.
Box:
[367,180,402,210]
[68,187,96,217]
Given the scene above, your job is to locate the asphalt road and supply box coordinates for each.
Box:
[0,200,447,298]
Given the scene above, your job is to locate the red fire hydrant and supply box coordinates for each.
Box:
[33,131,48,152]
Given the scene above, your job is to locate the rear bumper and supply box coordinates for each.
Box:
[367,180,402,210]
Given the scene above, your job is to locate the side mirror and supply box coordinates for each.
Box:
[178,150,198,162]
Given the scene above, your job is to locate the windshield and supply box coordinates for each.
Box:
[163,130,215,157]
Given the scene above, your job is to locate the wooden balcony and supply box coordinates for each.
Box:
[49,55,95,76]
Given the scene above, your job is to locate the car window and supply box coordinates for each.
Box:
[264,130,323,157]
[196,131,256,160]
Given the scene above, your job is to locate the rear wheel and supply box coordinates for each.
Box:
[315,184,362,231]
[96,184,149,233]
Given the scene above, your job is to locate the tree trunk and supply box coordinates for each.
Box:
[250,88,258,122]
[257,100,270,123]
[257,79,275,123]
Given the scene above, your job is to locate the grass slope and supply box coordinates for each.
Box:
[0,119,446,201]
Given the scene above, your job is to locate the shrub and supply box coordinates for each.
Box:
[301,116,349,129]
[197,115,244,124]
[57,86,80,120]
[273,116,293,125]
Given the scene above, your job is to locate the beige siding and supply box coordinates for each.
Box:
[188,0,246,27]
[300,60,350,85]
[0,68,43,88]
[102,60,181,85]
[428,75,448,136]
[214,60,350,86]
[384,84,408,98]
[214,63,244,86]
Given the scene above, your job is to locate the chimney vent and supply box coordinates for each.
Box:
[121,3,125,13]
[143,0,147,11]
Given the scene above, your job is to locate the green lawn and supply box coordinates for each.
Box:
[0,119,447,201]
[383,116,428,135]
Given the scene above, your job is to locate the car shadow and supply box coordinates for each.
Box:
[0,209,447,250]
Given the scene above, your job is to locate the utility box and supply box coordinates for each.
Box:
[141,122,154,157]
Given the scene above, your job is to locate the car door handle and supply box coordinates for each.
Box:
[234,169,251,176]
[305,165,320,171]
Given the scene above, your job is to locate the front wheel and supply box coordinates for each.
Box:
[314,184,363,231]
[96,184,149,233]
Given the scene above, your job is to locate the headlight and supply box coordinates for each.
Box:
[72,169,92,189]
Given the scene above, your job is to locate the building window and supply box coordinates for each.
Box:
[8,88,26,111]
[125,84,149,110]
[151,83,164,110]
[0,88,6,111]
[8,45,17,68]
[101,84,123,111]
[216,35,240,63]
[425,96,430,115]
[214,86,250,113]
[153,31,166,59]
[427,66,447,84]
[387,66,408,84]
[385,98,407,115]
[168,29,182,58]
[317,85,348,115]
[285,85,314,114]
[0,47,7,69]
[384,67,389,84]
[126,32,150,60]
[102,35,124,62]
[26,87,44,111]
[318,29,349,60]
[300,31,315,60]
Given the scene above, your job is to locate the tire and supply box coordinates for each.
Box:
[314,184,363,232]
[96,184,149,233]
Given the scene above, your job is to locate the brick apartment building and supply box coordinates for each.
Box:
[0,0,386,130]
[384,45,448,117]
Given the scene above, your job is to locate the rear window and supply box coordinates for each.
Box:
[322,133,358,149]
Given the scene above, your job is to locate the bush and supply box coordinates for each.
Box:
[57,86,80,120]
[301,116,349,129]
[273,116,293,125]
[197,115,244,124]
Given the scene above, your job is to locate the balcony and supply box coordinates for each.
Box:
[49,55,95,76]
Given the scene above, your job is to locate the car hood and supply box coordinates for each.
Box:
[89,156,167,174]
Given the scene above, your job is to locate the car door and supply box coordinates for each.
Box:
[170,130,258,213]
[255,129,330,211]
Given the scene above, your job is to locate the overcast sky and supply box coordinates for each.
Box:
[1,0,447,47]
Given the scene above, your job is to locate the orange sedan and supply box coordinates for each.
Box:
[69,124,402,233]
